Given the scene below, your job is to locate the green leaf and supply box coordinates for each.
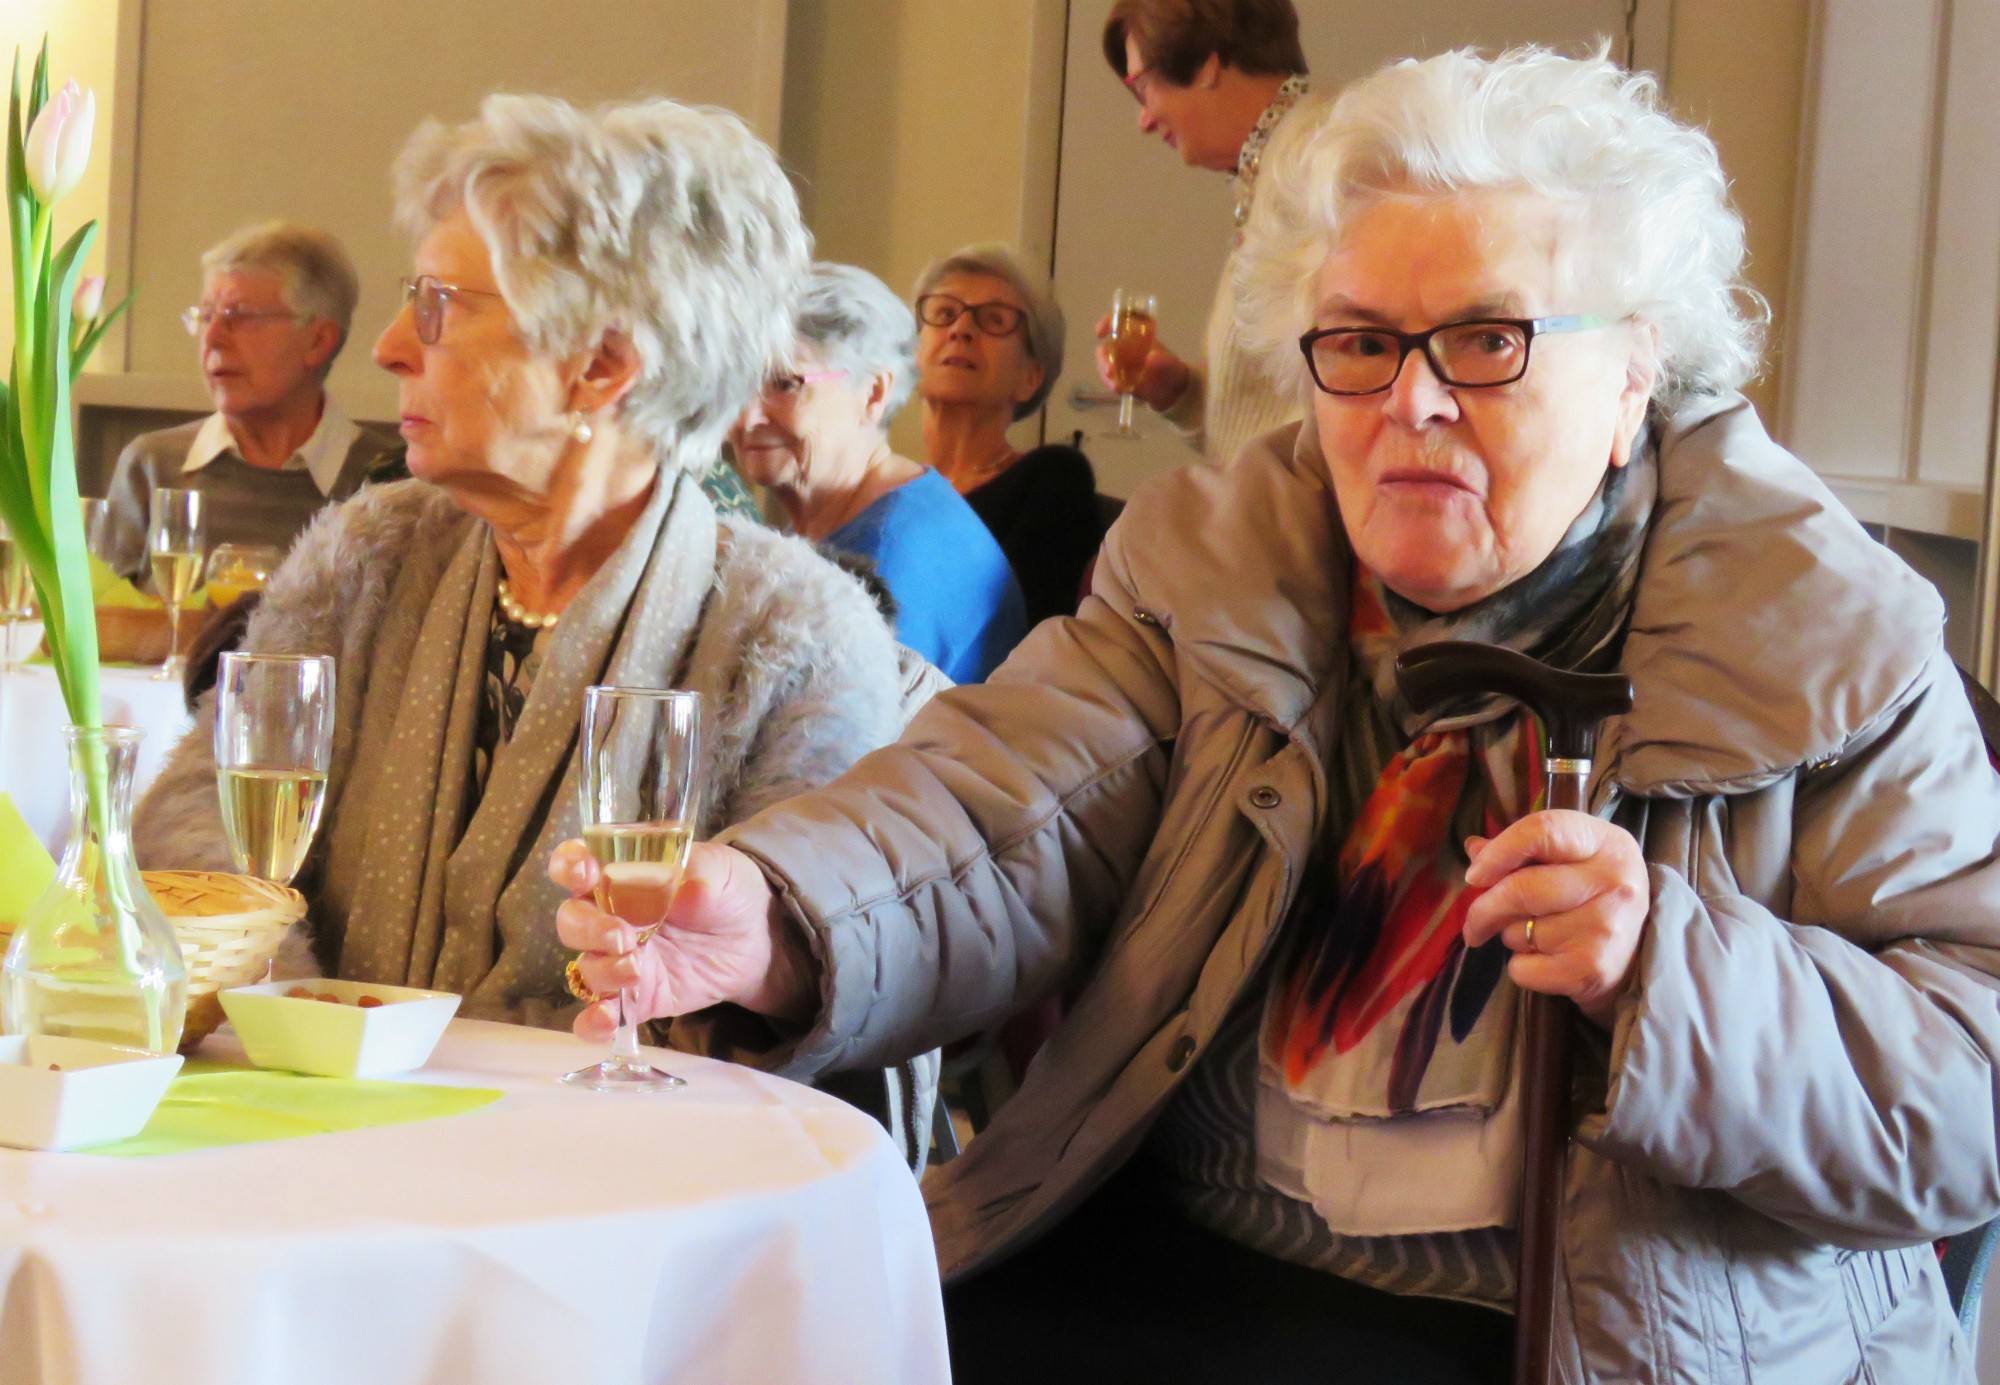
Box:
[70,287,129,377]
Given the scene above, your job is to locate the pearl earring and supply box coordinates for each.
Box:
[570,412,594,444]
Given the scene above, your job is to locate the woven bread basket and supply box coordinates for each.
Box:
[143,870,305,1054]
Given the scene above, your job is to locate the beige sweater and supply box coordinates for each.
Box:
[1157,254,1304,468]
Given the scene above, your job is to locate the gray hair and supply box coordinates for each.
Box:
[391,94,811,466]
[1236,46,1767,408]
[912,242,1065,420]
[796,263,917,425]
[201,220,359,366]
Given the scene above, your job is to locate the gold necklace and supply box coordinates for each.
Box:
[495,579,559,629]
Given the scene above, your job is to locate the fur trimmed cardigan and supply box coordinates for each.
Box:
[134,477,913,1016]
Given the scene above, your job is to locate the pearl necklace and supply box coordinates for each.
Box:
[495,579,560,629]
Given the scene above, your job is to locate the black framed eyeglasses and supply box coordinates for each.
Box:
[1297,314,1613,396]
[915,293,1027,338]
[400,275,504,345]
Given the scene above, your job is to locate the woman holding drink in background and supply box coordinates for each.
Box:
[1093,0,1310,467]
[134,95,917,1057]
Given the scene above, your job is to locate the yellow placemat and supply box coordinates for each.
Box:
[0,791,56,928]
[89,1060,503,1157]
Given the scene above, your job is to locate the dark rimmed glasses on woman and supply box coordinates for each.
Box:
[400,275,505,345]
[916,294,1027,338]
[1297,314,1612,396]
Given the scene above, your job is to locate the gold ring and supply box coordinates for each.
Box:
[1523,919,1537,951]
[564,957,603,1004]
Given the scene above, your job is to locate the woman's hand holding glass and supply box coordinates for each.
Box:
[1093,309,1192,414]
[550,838,817,1044]
[1460,809,1651,1031]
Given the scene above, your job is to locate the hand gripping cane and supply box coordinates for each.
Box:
[1393,641,1633,1385]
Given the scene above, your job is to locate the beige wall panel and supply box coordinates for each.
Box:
[1663,0,1810,429]
[124,0,788,421]
[1782,0,1942,482]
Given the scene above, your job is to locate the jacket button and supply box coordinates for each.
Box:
[1248,786,1281,809]
[1166,1035,1197,1072]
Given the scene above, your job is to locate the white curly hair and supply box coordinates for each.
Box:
[1235,45,1767,408]
[796,263,918,425]
[391,93,811,467]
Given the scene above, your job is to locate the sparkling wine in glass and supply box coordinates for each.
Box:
[564,685,705,1093]
[147,488,205,681]
[1105,288,1158,440]
[0,512,35,674]
[206,542,281,609]
[213,652,335,884]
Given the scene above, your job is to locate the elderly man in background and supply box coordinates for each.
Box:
[1094,0,1309,468]
[101,220,396,579]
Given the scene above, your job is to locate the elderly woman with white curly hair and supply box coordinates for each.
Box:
[554,48,2000,1383]
[134,96,915,1051]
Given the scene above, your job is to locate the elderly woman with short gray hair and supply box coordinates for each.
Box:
[730,261,1026,683]
[914,243,1102,625]
[135,96,913,1045]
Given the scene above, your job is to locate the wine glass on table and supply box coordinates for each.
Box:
[206,543,282,610]
[563,685,705,1093]
[213,652,335,885]
[1104,288,1158,441]
[0,512,35,675]
[146,488,205,681]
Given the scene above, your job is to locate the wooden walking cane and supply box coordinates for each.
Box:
[1393,642,1633,1385]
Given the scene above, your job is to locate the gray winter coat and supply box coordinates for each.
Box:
[724,394,2000,1382]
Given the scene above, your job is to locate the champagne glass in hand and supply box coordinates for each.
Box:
[1104,288,1158,440]
[214,652,335,884]
[0,512,35,674]
[564,685,705,1092]
[147,488,205,680]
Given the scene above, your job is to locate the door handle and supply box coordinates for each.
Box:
[1069,385,1123,410]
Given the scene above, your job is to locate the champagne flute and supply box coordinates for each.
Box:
[80,497,116,566]
[213,652,335,884]
[0,512,35,674]
[146,488,205,681]
[1105,288,1158,440]
[564,685,704,1093]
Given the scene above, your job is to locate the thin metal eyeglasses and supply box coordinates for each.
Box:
[915,294,1027,338]
[1298,315,1613,396]
[400,275,505,345]
[180,304,306,337]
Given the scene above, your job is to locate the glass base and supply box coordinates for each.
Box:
[560,1056,686,1093]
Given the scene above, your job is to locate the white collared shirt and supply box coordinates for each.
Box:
[182,398,362,497]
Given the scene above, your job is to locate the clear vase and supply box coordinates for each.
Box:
[1,725,187,1053]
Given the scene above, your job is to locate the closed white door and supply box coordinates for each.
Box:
[1049,0,1653,497]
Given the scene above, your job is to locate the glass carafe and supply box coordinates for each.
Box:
[2,726,187,1053]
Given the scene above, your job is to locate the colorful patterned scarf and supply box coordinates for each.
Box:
[1263,443,1657,1125]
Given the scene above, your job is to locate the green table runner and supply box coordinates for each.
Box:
[90,1061,504,1157]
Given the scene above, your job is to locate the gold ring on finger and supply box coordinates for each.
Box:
[564,957,604,1004]
[1523,918,1537,952]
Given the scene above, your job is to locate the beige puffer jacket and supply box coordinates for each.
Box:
[726,394,2000,1382]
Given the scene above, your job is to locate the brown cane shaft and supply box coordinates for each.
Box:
[1514,768,1586,1384]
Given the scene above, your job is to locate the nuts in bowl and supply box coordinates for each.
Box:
[218,979,460,1078]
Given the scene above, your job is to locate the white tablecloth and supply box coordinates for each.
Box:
[0,1021,950,1385]
[0,662,193,853]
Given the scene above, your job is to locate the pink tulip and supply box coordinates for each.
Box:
[23,81,94,206]
[72,275,104,325]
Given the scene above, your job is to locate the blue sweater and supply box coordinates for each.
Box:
[829,468,1027,683]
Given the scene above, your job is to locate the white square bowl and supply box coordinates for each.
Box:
[218,979,461,1079]
[0,1035,185,1151]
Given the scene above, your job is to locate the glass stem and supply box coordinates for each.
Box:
[166,605,181,670]
[612,992,642,1063]
[2,615,13,672]
[1118,393,1135,433]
